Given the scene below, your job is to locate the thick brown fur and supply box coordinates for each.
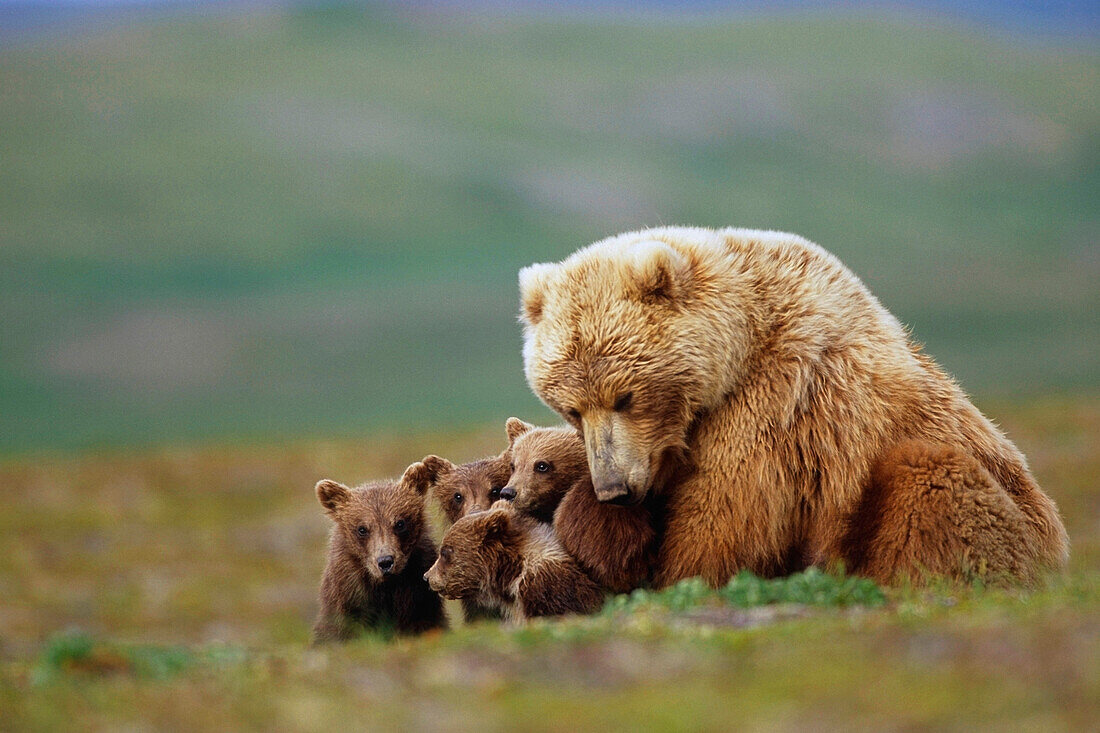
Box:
[406,451,512,622]
[553,478,659,593]
[312,465,447,643]
[425,502,604,623]
[519,227,1068,588]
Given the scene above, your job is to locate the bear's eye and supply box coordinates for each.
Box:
[453,492,464,505]
[535,461,551,473]
[356,525,368,537]
[393,518,408,534]
[440,546,453,562]
[509,462,515,472]
[613,392,633,412]
[489,486,501,500]
[567,408,581,421]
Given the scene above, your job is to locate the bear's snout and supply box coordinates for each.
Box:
[424,562,442,592]
[499,486,516,501]
[596,484,636,505]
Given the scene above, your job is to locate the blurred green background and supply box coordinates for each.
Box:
[0,2,1097,453]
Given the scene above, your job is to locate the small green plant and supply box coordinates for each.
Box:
[604,568,886,617]
[32,630,199,684]
[721,567,886,607]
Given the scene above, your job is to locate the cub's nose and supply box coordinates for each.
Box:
[499,486,516,501]
[377,555,395,574]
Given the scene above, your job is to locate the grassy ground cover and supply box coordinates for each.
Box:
[1,393,1096,730]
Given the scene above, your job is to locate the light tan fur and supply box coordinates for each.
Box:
[519,226,1068,587]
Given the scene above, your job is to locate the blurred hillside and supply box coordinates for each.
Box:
[0,3,1097,452]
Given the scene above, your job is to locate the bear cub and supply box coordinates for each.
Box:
[312,463,447,643]
[554,476,658,594]
[500,417,657,593]
[424,502,604,623]
[407,448,512,622]
[499,417,587,523]
[414,450,512,527]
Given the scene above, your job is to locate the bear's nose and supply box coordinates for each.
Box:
[377,555,395,573]
[595,481,632,505]
[499,486,516,501]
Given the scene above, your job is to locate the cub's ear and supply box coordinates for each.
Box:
[316,479,351,516]
[505,417,534,446]
[482,509,511,541]
[402,456,454,495]
[518,263,555,327]
[628,241,690,303]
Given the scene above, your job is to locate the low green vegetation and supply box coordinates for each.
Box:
[604,568,887,616]
[1,394,1097,729]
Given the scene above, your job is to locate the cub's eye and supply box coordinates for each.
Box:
[509,463,515,472]
[453,492,464,505]
[567,408,581,421]
[489,487,501,500]
[535,461,551,473]
[613,392,633,412]
[393,518,408,534]
[356,526,368,537]
[441,546,453,562]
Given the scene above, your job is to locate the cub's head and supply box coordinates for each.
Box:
[315,463,432,582]
[519,234,724,505]
[424,505,518,600]
[410,453,512,525]
[499,417,588,522]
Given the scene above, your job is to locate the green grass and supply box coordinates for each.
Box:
[0,6,1097,451]
[1,394,1097,730]
[603,569,887,617]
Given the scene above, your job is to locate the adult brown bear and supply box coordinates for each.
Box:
[519,227,1068,587]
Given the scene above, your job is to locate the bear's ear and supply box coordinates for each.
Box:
[316,479,351,516]
[482,509,511,541]
[505,417,534,446]
[518,263,555,326]
[402,456,454,495]
[627,241,690,304]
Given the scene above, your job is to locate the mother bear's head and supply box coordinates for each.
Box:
[518,228,755,506]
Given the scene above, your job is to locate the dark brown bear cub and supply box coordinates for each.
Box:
[312,463,447,643]
[424,503,604,624]
[407,450,512,622]
[554,478,658,594]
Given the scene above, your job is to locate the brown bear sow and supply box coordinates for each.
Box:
[312,465,447,643]
[501,417,656,592]
[424,503,604,623]
[405,451,512,622]
[519,227,1068,587]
